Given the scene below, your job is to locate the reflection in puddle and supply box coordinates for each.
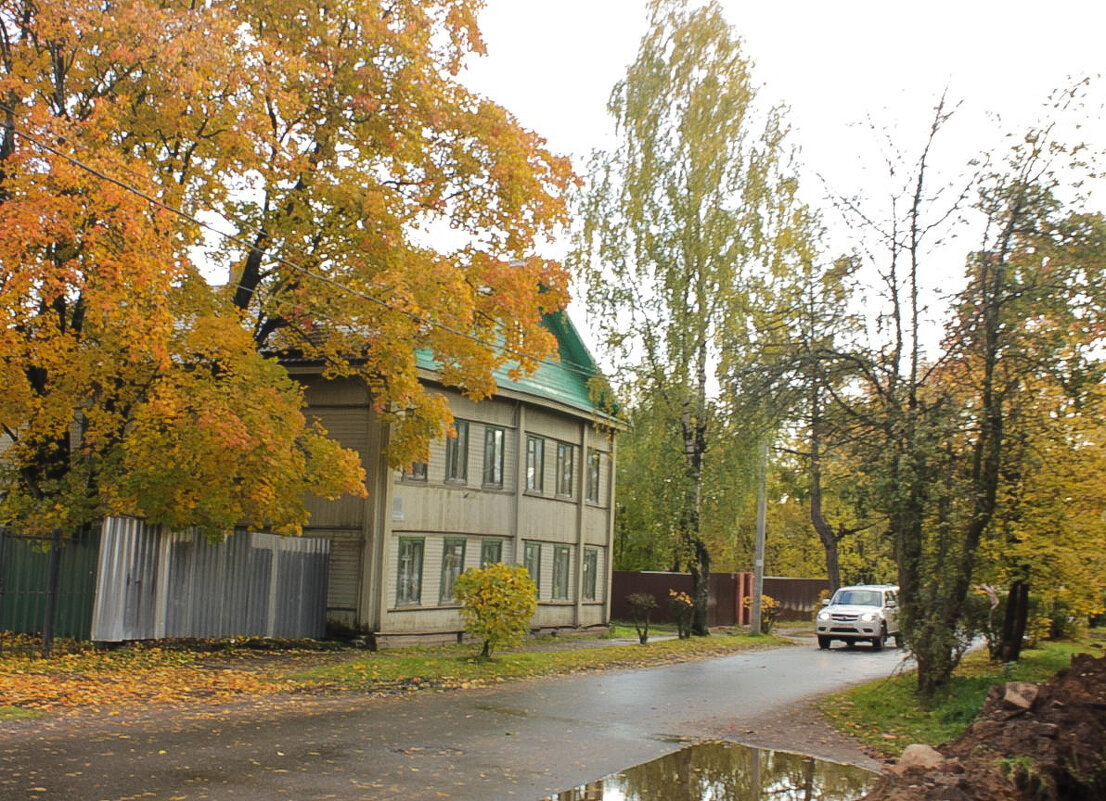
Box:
[543,740,876,801]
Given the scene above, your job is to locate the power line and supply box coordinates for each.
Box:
[0,110,606,385]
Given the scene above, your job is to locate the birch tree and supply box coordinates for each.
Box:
[572,0,805,634]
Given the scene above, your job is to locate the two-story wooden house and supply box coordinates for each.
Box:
[290,313,618,646]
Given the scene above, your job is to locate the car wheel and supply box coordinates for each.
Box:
[817,636,831,650]
[872,624,886,651]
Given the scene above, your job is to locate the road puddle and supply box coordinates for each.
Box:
[542,740,877,801]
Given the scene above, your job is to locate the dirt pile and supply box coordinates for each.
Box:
[860,652,1106,801]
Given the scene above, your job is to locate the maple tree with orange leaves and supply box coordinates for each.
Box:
[0,1,574,536]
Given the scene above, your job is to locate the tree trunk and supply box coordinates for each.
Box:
[809,463,841,591]
[809,384,842,591]
[688,537,711,636]
[997,580,1029,662]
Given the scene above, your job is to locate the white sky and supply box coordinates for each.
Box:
[461,0,1106,352]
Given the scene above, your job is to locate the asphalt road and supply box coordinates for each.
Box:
[0,639,907,801]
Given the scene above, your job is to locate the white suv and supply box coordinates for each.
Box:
[816,584,902,650]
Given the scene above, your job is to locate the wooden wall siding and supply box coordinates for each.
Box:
[414,420,518,492]
[375,530,606,636]
[518,495,577,542]
[318,531,361,630]
[582,506,612,546]
[577,605,607,627]
[297,370,616,641]
[393,486,515,534]
[382,533,516,612]
[522,540,579,602]
[534,604,575,628]
[302,405,374,529]
[523,405,583,441]
[436,390,517,428]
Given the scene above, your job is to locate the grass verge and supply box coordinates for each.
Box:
[0,629,785,717]
[297,632,787,692]
[819,631,1105,758]
[0,705,42,722]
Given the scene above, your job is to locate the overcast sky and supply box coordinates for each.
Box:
[460,0,1105,352]
[463,0,1103,192]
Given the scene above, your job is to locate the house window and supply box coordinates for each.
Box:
[583,547,599,601]
[403,461,428,482]
[552,545,570,600]
[483,426,505,488]
[526,435,544,493]
[523,541,541,593]
[396,537,424,606]
[586,449,601,503]
[439,537,466,604]
[445,420,469,482]
[480,538,502,567]
[556,442,574,497]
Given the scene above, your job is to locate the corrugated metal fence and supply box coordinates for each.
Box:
[0,527,100,645]
[0,518,331,645]
[93,517,331,641]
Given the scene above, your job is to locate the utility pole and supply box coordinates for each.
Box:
[751,438,768,635]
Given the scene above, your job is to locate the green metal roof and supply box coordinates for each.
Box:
[417,312,614,418]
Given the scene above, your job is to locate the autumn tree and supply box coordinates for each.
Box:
[831,88,1106,693]
[571,0,807,634]
[939,178,1106,663]
[0,1,573,536]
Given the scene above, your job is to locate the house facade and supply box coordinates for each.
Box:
[291,314,618,646]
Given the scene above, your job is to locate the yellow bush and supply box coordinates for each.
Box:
[742,593,780,634]
[454,563,538,657]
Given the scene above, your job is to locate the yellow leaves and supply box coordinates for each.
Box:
[0,644,291,716]
[453,564,538,656]
[2,0,574,536]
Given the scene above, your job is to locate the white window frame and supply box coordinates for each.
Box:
[445,420,469,482]
[552,545,570,600]
[526,435,544,493]
[524,541,541,593]
[439,537,466,604]
[396,537,425,606]
[586,449,601,503]
[583,547,599,601]
[483,425,505,488]
[556,442,574,498]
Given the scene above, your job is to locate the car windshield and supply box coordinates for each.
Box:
[833,589,881,606]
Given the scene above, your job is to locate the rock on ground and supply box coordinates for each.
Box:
[860,652,1106,801]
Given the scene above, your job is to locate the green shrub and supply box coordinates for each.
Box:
[453,563,538,658]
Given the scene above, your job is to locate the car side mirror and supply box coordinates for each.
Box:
[886,600,897,608]
[821,599,831,607]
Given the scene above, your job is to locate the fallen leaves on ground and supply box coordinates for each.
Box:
[0,643,304,716]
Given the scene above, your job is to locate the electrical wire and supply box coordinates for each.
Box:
[0,109,606,384]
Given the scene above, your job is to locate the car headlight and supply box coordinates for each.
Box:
[817,611,831,622]
[860,612,878,622]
